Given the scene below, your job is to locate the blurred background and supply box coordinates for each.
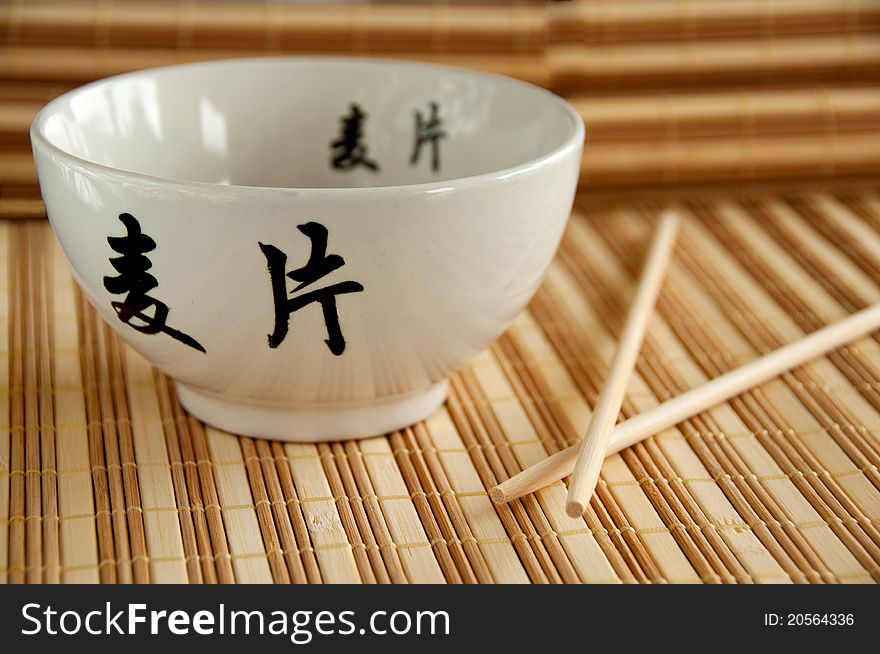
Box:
[1,0,878,217]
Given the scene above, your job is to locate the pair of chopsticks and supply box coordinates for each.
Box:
[490,210,880,508]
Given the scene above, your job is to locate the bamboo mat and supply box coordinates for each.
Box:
[3,189,880,584]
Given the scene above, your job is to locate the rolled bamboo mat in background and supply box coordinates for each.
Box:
[3,189,880,584]
[2,0,879,205]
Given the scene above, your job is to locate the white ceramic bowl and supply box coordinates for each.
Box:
[31,57,583,441]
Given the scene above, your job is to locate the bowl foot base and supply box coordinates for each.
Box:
[175,380,450,442]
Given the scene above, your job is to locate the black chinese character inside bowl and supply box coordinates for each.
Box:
[30,57,583,441]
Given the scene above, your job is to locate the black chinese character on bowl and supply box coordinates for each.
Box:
[103,212,205,353]
[410,101,446,173]
[330,103,379,172]
[259,222,364,356]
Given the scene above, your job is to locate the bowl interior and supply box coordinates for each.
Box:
[36,58,579,189]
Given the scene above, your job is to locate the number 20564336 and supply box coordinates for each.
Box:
[763,613,854,626]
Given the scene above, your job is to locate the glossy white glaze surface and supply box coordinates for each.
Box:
[32,57,583,441]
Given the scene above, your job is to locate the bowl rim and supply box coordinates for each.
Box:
[30,55,585,195]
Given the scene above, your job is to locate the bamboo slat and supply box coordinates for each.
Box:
[49,235,99,583]
[123,352,190,584]
[549,36,880,93]
[581,131,880,188]
[417,409,531,583]
[549,0,880,44]
[205,427,273,583]
[0,199,44,220]
[282,442,362,584]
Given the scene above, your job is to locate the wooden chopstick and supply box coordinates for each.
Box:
[490,302,880,505]
[565,210,678,517]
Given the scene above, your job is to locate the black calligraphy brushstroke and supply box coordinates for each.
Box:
[103,212,205,353]
[410,101,446,173]
[259,221,364,356]
[330,103,379,172]
[287,222,344,292]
